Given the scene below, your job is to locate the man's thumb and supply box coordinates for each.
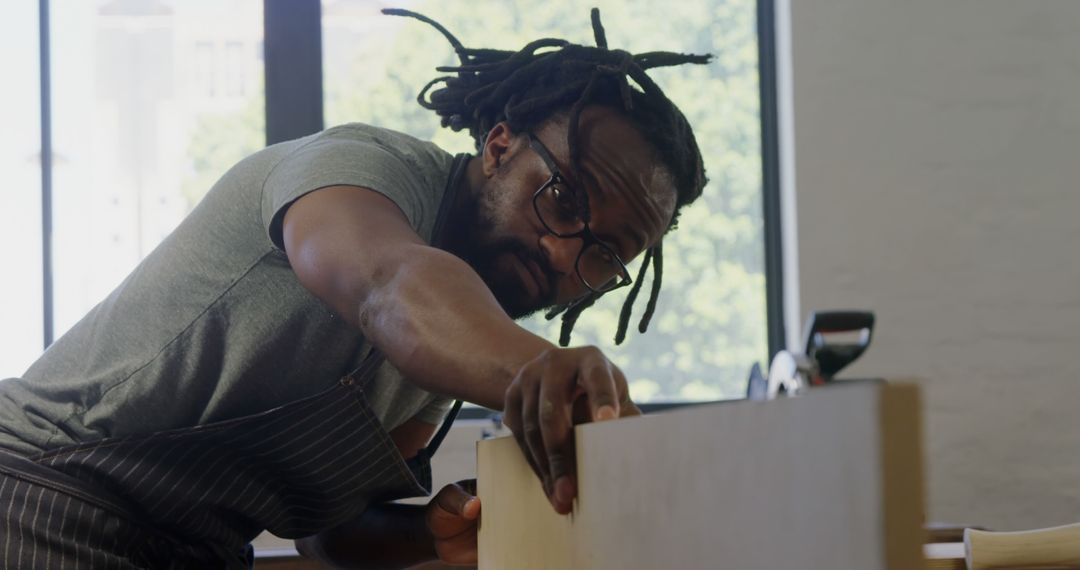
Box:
[434,483,480,520]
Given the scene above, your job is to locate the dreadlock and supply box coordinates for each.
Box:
[385,7,709,346]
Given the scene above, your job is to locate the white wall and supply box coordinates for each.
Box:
[788,0,1080,529]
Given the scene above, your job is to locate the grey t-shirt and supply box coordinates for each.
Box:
[0,123,455,457]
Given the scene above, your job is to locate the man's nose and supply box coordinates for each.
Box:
[538,233,581,281]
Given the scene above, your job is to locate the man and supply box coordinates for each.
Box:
[0,8,708,569]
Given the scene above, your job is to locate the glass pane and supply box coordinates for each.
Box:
[49,0,265,337]
[0,2,44,379]
[323,0,767,402]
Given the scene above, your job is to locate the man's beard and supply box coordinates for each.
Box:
[445,191,558,320]
[460,237,558,320]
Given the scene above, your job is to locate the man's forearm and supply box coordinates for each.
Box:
[296,503,435,570]
[359,245,554,410]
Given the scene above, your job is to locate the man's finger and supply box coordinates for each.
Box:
[612,366,641,417]
[502,383,523,435]
[505,375,547,492]
[539,366,576,514]
[433,483,480,521]
[520,378,553,498]
[429,485,481,539]
[620,399,643,417]
[433,498,479,521]
[512,426,546,496]
[577,349,622,421]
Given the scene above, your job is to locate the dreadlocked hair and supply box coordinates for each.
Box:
[386,7,709,347]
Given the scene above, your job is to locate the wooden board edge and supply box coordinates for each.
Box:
[880,381,928,570]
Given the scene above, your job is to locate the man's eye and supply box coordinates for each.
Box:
[551,186,578,216]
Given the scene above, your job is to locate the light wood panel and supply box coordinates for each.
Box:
[477,381,925,569]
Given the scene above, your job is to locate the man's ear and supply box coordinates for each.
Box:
[480,122,517,177]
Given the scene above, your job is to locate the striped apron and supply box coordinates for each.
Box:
[0,153,472,568]
[0,350,463,568]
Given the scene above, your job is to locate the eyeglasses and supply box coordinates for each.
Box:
[525,133,633,294]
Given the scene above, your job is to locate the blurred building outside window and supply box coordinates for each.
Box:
[47,0,264,343]
[0,1,44,379]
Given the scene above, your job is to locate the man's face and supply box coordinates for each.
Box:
[457,106,677,319]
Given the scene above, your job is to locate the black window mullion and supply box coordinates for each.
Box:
[757,0,787,359]
[264,0,323,145]
[39,0,54,349]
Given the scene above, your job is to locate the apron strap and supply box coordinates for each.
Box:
[424,399,463,456]
[430,153,471,246]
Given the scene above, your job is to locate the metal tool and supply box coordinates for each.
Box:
[747,310,876,400]
[802,310,874,384]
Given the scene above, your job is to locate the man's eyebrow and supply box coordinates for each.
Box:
[574,165,650,257]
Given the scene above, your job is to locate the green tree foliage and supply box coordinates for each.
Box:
[188,0,767,402]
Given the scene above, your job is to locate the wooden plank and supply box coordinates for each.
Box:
[881,382,927,569]
[477,381,924,570]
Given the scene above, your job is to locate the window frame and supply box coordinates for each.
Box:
[39,0,55,349]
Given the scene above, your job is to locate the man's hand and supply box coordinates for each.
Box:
[427,480,480,565]
[502,346,641,515]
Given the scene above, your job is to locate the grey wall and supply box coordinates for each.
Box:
[788,0,1080,529]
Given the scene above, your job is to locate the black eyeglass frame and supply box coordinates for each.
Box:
[525,133,633,294]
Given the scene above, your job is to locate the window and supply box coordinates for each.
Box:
[322,0,769,403]
[47,0,264,339]
[0,1,43,379]
[5,0,775,401]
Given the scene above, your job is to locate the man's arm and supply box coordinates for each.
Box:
[283,185,551,410]
[283,185,629,512]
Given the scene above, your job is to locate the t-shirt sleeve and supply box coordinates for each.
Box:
[261,127,439,250]
[415,395,455,426]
